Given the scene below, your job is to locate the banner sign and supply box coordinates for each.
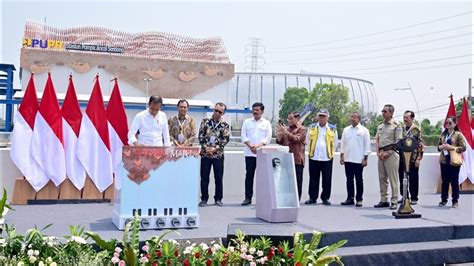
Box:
[22,38,124,54]
[65,43,124,54]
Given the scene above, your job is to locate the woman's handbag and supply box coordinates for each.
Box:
[449,149,463,166]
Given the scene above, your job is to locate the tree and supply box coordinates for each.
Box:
[277,84,361,135]
[366,112,383,137]
[455,97,464,117]
[365,114,443,145]
[418,118,443,146]
[278,87,309,122]
[307,83,360,135]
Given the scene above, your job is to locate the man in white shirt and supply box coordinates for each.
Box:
[128,95,171,146]
[305,109,338,205]
[240,102,272,206]
[340,112,371,207]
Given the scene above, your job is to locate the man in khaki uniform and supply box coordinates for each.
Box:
[374,104,403,210]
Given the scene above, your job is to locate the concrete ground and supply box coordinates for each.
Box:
[4,193,473,242]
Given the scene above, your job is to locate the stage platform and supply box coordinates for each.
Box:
[5,193,473,265]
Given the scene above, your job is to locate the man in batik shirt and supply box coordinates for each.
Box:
[198,102,231,207]
[398,110,424,205]
[168,99,196,146]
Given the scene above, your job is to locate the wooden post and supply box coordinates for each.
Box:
[59,179,82,199]
[103,183,115,201]
[12,178,36,205]
[35,181,60,200]
[460,179,474,191]
[82,177,102,199]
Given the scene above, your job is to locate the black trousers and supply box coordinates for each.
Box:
[440,163,461,203]
[200,157,224,201]
[295,164,304,200]
[344,162,364,202]
[244,156,257,200]
[308,159,333,201]
[398,160,420,201]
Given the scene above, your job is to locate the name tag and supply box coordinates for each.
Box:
[209,136,216,145]
[443,150,448,156]
[178,134,185,143]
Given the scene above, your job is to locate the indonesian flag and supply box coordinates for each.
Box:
[10,74,49,191]
[76,76,113,192]
[458,98,473,148]
[471,117,474,145]
[30,73,66,186]
[444,94,456,128]
[106,78,128,173]
[458,98,473,183]
[62,75,86,190]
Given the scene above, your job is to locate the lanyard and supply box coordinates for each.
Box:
[444,131,454,143]
[210,119,221,131]
[406,125,414,136]
[177,116,187,128]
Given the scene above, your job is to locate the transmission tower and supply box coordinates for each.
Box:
[243,38,265,106]
[245,38,265,73]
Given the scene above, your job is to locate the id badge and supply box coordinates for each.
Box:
[178,134,185,143]
[443,150,448,156]
[209,136,216,145]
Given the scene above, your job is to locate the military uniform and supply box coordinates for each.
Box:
[376,118,403,205]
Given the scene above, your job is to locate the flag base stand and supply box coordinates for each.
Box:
[392,212,422,219]
[27,199,111,204]
[392,199,422,219]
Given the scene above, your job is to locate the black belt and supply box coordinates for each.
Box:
[379,144,396,152]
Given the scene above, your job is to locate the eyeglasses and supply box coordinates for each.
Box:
[381,110,388,113]
[214,109,223,114]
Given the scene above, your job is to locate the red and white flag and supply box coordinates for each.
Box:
[62,75,86,190]
[10,74,49,191]
[106,78,128,174]
[444,94,456,128]
[458,98,473,183]
[471,117,474,145]
[458,98,473,148]
[30,73,66,186]
[76,76,113,192]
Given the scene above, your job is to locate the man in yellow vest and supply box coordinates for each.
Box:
[305,108,338,205]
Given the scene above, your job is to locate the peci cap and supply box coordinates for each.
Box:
[317,108,329,116]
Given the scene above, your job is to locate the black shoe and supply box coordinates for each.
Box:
[374,202,390,208]
[390,203,397,210]
[215,200,223,206]
[341,199,355,206]
[241,199,252,206]
[322,200,331,206]
[438,201,447,207]
[397,199,403,204]
[198,200,207,207]
[411,200,417,205]
[304,199,317,205]
[355,201,363,207]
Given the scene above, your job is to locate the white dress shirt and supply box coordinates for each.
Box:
[241,117,272,157]
[340,123,371,164]
[128,109,171,146]
[307,123,339,161]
